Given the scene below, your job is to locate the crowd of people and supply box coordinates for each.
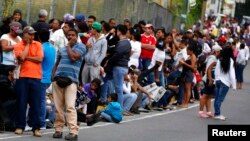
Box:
[0,8,250,141]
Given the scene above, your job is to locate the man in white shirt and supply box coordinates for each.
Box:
[50,22,81,52]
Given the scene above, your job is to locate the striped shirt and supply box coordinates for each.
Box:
[55,43,86,84]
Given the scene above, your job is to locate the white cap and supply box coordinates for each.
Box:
[228,38,234,43]
[212,44,222,51]
[187,29,193,33]
[39,9,48,17]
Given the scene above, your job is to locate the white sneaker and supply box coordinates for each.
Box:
[214,115,226,121]
[24,125,32,132]
[40,127,46,130]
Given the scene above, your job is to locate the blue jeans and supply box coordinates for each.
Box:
[236,64,245,83]
[158,90,174,107]
[214,80,229,116]
[168,70,183,104]
[40,83,50,128]
[100,74,114,102]
[123,93,137,112]
[101,112,118,123]
[159,70,165,87]
[141,58,154,85]
[141,93,150,108]
[113,66,128,106]
[15,78,42,131]
[47,104,55,123]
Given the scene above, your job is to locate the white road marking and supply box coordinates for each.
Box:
[0,103,199,140]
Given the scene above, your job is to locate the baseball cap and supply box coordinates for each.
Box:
[64,13,75,22]
[75,13,85,21]
[9,22,23,34]
[218,36,227,43]
[212,44,222,51]
[187,29,193,34]
[228,38,234,43]
[92,22,102,31]
[38,9,48,17]
[23,26,36,34]
[124,18,130,23]
[145,24,153,28]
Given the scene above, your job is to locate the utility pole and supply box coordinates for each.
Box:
[0,0,3,20]
[49,0,55,20]
[86,0,91,16]
[201,0,207,29]
[26,0,32,24]
[72,0,78,17]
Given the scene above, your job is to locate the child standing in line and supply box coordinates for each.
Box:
[86,93,123,126]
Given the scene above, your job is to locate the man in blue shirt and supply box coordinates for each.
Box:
[38,29,56,129]
[52,28,86,140]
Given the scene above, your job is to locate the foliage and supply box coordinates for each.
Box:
[2,0,15,18]
[168,0,185,28]
[185,0,202,29]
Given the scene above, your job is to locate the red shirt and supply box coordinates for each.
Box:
[140,34,156,59]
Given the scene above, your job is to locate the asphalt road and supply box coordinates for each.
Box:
[1,65,250,141]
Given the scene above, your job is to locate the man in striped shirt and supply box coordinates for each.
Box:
[52,28,86,140]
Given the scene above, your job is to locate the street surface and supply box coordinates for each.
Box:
[0,65,250,141]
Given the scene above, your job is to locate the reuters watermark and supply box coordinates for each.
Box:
[208,125,249,140]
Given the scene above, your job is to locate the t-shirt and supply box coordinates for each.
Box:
[55,42,86,84]
[202,55,217,82]
[140,34,156,59]
[202,42,211,54]
[173,47,188,71]
[148,48,165,71]
[50,29,68,52]
[128,40,141,68]
[84,83,97,100]
[14,41,44,79]
[50,29,82,52]
[0,34,21,65]
[41,42,56,84]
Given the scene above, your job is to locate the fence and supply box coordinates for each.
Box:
[1,0,175,31]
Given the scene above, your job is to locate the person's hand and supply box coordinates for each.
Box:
[22,34,31,45]
[148,94,153,100]
[208,79,213,86]
[110,28,115,35]
[172,85,179,91]
[155,78,160,85]
[84,33,91,38]
[78,86,83,91]
[86,43,93,48]
[68,38,77,47]
[179,60,185,65]
[100,67,105,75]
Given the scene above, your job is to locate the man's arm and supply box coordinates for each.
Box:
[25,56,43,63]
[17,44,29,61]
[51,55,61,81]
[66,44,81,61]
[1,39,14,51]
[95,40,107,66]
[141,43,155,50]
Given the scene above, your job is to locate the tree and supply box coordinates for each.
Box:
[2,0,15,18]
[168,0,185,28]
[185,0,202,29]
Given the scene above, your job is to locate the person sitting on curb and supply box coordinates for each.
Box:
[86,93,122,126]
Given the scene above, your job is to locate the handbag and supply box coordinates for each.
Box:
[54,76,72,88]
